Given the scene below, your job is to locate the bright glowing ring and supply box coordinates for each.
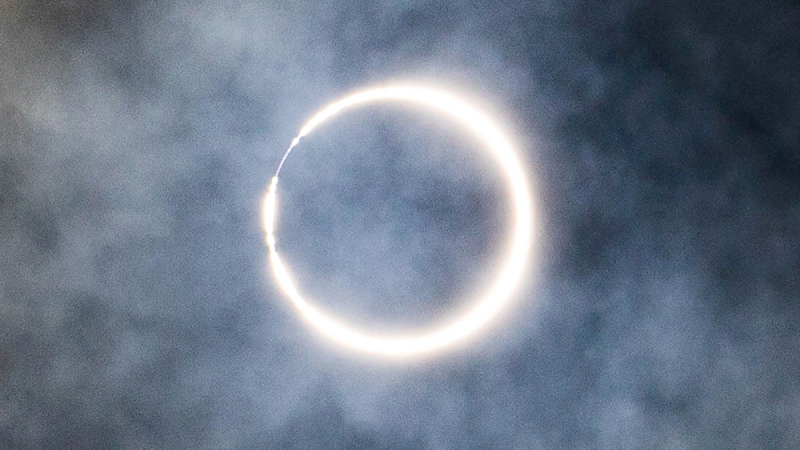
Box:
[262,85,536,358]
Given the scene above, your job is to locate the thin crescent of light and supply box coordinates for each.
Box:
[262,84,536,358]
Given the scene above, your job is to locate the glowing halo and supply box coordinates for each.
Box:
[262,84,536,358]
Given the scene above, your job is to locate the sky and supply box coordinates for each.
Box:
[1,0,798,448]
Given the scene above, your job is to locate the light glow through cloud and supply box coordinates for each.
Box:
[262,84,537,358]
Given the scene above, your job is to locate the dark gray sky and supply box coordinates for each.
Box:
[1,0,799,448]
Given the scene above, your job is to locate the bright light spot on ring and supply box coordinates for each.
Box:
[262,84,537,358]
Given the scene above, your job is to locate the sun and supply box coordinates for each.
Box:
[262,84,537,359]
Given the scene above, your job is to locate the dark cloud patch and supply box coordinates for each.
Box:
[19,0,136,42]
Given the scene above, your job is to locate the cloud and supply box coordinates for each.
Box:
[1,0,798,448]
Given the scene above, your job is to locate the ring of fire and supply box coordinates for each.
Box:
[262,85,536,358]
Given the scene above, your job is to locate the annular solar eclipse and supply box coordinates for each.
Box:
[262,84,536,358]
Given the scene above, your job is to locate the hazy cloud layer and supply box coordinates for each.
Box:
[1,0,798,448]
